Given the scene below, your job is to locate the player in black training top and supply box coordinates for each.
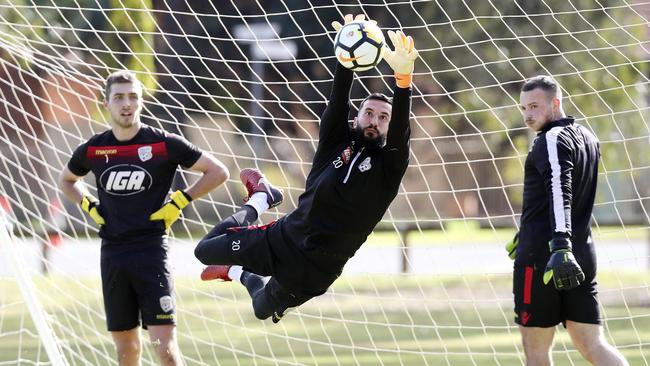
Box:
[59,70,229,366]
[194,15,418,323]
[506,75,628,365]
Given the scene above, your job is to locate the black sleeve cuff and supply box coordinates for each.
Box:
[181,190,193,202]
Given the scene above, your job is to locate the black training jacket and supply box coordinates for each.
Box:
[284,64,412,261]
[516,117,599,268]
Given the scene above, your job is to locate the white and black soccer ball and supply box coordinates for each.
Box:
[334,21,385,72]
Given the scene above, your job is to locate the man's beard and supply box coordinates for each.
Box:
[354,125,386,149]
[113,111,138,128]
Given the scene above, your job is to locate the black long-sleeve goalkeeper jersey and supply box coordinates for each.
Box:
[516,117,599,267]
[283,64,412,261]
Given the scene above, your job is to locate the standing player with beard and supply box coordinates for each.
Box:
[194,14,418,323]
[59,70,229,365]
[507,75,628,366]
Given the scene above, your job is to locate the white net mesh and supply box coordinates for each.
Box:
[0,1,649,365]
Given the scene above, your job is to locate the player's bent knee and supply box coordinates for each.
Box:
[194,235,231,264]
[578,338,612,364]
[252,296,273,320]
[194,238,219,264]
[252,292,274,320]
[193,241,210,264]
[153,344,178,364]
[253,307,272,320]
[580,346,597,363]
[115,341,141,360]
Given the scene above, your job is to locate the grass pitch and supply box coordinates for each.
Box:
[1,271,648,366]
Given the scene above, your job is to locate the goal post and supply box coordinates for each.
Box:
[0,196,68,366]
[0,1,649,365]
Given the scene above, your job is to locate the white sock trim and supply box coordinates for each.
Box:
[245,192,269,217]
[228,265,243,283]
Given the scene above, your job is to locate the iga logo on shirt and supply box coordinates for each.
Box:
[99,164,152,195]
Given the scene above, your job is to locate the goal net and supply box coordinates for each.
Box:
[1,1,649,365]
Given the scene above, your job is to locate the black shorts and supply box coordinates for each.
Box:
[101,243,175,331]
[195,221,280,277]
[195,218,339,294]
[513,263,600,327]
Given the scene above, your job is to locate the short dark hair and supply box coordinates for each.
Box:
[105,70,140,100]
[521,75,561,99]
[360,93,392,110]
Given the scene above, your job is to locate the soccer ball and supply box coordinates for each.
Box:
[334,21,385,72]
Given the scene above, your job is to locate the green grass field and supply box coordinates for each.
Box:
[1,271,649,366]
[364,224,650,247]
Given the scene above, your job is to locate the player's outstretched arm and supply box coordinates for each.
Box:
[150,153,229,231]
[383,30,419,88]
[382,30,418,176]
[59,166,105,226]
[326,14,366,106]
[314,14,364,148]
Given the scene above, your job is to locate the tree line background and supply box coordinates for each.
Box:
[0,0,648,231]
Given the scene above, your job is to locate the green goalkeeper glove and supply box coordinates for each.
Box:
[543,238,585,290]
[80,195,105,226]
[505,231,518,260]
[149,190,192,231]
[383,30,419,88]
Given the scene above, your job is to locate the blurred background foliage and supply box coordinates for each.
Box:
[0,0,648,226]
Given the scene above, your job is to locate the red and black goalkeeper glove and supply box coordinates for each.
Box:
[543,238,585,290]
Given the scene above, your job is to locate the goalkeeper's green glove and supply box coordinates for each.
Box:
[80,195,105,226]
[543,238,585,290]
[149,190,192,231]
[383,30,419,88]
[505,231,519,260]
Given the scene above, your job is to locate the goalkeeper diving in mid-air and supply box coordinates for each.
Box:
[194,14,418,323]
